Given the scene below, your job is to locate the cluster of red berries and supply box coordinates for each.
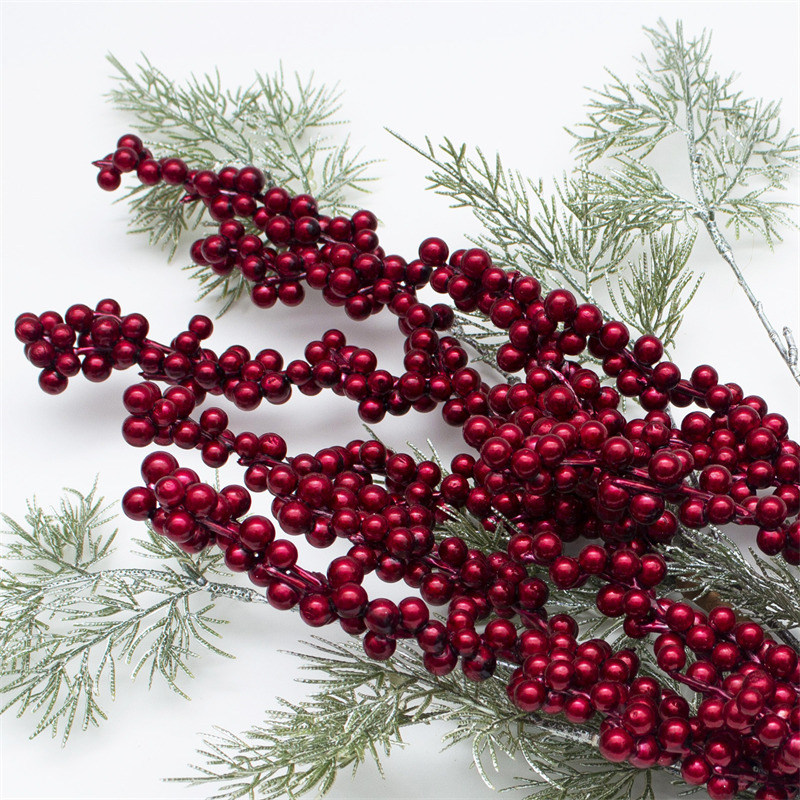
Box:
[12,134,798,800]
[86,136,800,568]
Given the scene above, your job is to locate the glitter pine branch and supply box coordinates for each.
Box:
[570,20,800,383]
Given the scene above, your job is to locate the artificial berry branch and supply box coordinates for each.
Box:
[4,20,798,800]
[104,21,798,374]
[7,125,799,800]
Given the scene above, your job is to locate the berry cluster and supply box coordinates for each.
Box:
[12,134,799,800]
[87,135,800,567]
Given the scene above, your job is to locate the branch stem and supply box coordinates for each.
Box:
[38,566,270,605]
[703,216,800,383]
[678,48,800,386]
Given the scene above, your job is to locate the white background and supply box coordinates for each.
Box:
[1,2,799,799]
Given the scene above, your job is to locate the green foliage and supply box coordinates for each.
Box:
[1,483,116,574]
[175,640,437,800]
[605,227,701,349]
[392,134,621,305]
[0,486,237,744]
[569,19,799,381]
[179,638,660,800]
[106,56,378,313]
[391,133,704,353]
[666,524,800,639]
[510,736,657,800]
[571,20,799,245]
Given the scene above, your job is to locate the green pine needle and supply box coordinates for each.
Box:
[0,486,238,745]
[605,226,702,350]
[177,637,659,800]
[571,20,799,246]
[394,18,797,358]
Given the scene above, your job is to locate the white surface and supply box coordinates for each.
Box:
[1,2,799,799]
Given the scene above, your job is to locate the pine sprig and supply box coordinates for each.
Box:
[179,637,660,800]
[0,487,262,744]
[133,525,227,582]
[511,735,657,800]
[390,134,622,307]
[246,69,378,212]
[569,19,800,383]
[107,55,257,163]
[665,525,800,640]
[122,182,202,251]
[0,483,116,575]
[605,227,701,350]
[572,20,799,244]
[390,134,707,352]
[175,643,436,800]
[395,20,798,373]
[105,56,378,312]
